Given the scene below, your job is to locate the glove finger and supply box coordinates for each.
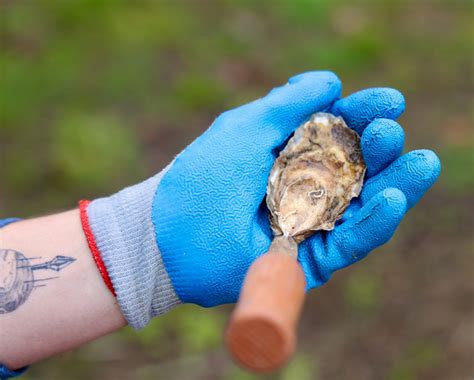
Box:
[362,118,405,178]
[299,188,406,289]
[326,188,407,272]
[336,119,404,223]
[331,88,405,135]
[230,71,342,140]
[360,149,441,209]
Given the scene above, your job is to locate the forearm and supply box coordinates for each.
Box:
[0,210,126,369]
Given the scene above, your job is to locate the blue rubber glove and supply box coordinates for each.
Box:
[154,71,441,305]
[86,71,440,329]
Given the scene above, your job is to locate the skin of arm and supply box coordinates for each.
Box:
[0,210,126,370]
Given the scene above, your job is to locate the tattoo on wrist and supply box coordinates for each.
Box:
[0,249,76,314]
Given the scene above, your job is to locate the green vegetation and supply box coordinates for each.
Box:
[440,143,474,194]
[389,341,442,380]
[343,269,381,315]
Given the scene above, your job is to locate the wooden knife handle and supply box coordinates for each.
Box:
[226,249,306,372]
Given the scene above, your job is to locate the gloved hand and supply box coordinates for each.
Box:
[84,71,440,329]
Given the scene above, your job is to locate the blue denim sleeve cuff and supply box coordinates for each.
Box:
[0,218,21,228]
[1,218,29,379]
[0,365,28,379]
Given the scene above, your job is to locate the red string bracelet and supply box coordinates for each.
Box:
[79,199,116,296]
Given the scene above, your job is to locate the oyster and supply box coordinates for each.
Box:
[267,112,366,243]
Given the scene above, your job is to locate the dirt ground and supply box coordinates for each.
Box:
[2,1,473,379]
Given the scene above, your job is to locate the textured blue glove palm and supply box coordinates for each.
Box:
[154,71,441,306]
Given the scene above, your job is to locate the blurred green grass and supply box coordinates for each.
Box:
[1,1,472,379]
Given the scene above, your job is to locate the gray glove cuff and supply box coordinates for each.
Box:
[87,167,180,329]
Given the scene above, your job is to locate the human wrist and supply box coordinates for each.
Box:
[1,211,126,369]
[82,168,180,329]
[0,219,29,379]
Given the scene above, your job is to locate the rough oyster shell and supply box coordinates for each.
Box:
[266,112,366,243]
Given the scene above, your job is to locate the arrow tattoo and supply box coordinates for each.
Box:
[0,250,77,314]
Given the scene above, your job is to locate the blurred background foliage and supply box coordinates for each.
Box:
[1,0,473,379]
